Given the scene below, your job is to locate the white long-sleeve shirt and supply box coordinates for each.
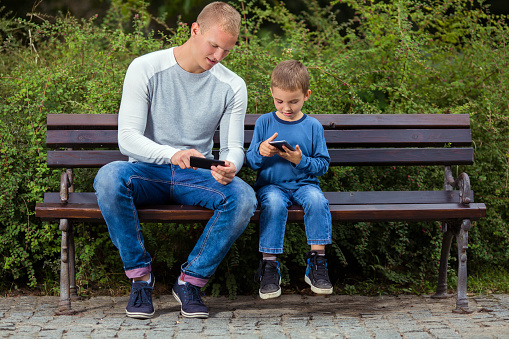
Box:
[117,47,248,172]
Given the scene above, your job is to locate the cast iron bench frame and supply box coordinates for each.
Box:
[35,113,487,315]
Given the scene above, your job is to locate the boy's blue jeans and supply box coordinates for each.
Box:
[257,184,332,254]
[93,161,257,287]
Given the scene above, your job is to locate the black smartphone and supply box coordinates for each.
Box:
[268,140,296,152]
[189,156,226,169]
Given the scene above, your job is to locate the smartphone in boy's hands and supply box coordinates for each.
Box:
[268,140,296,152]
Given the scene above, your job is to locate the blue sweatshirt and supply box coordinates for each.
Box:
[246,112,330,191]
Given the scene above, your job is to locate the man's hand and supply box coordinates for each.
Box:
[171,150,236,185]
[259,132,279,157]
[276,144,302,165]
[211,160,237,185]
[171,149,204,169]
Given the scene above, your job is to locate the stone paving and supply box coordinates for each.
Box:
[1,293,509,338]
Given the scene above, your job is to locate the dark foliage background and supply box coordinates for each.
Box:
[1,0,508,297]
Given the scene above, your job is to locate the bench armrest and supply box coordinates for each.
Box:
[59,169,73,205]
[444,166,471,205]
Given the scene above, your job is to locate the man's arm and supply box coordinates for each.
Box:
[217,77,248,174]
[117,56,180,164]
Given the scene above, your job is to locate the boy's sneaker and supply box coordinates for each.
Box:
[305,251,333,294]
[125,273,155,318]
[254,259,281,299]
[172,280,209,318]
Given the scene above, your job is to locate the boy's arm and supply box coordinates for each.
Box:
[294,124,330,176]
[245,141,264,170]
[295,152,330,176]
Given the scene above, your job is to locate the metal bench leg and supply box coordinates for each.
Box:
[68,223,79,301]
[56,219,77,315]
[453,219,474,314]
[432,222,454,299]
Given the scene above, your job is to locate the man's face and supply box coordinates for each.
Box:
[190,22,238,73]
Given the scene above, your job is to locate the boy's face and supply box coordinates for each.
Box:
[190,22,238,73]
[271,87,311,121]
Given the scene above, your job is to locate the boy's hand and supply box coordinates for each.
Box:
[259,133,279,157]
[277,144,302,165]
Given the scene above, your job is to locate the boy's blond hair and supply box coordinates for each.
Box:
[270,60,309,94]
[197,2,241,36]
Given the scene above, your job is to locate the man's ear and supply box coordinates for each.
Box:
[190,22,200,37]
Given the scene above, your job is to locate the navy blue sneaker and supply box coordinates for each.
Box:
[125,273,155,318]
[254,260,281,299]
[305,251,333,294]
[172,280,209,318]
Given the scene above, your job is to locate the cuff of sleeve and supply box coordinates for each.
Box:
[167,148,179,165]
[295,154,308,169]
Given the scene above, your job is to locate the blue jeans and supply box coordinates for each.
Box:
[93,161,257,287]
[257,184,332,254]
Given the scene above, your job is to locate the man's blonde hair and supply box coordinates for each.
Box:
[197,2,241,36]
[271,60,310,94]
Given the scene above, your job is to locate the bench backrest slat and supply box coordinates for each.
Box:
[48,114,471,130]
[46,148,473,167]
[47,114,118,129]
[329,148,474,166]
[47,150,127,167]
[46,129,472,148]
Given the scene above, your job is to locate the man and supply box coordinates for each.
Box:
[94,2,257,319]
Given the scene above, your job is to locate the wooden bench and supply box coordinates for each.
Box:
[35,113,487,315]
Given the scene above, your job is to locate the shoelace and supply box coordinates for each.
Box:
[307,252,329,281]
[130,283,153,306]
[185,283,205,303]
[254,260,279,285]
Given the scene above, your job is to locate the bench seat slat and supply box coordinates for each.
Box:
[47,129,472,148]
[35,201,486,222]
[325,190,475,204]
[328,203,486,221]
[47,114,471,130]
[43,191,474,205]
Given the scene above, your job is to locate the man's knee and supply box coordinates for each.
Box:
[226,179,257,217]
[236,182,258,213]
[94,161,129,196]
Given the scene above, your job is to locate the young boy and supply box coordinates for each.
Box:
[246,60,333,299]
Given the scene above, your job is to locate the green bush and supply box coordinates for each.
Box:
[0,0,507,297]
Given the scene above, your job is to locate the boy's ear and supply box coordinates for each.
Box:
[304,89,311,101]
